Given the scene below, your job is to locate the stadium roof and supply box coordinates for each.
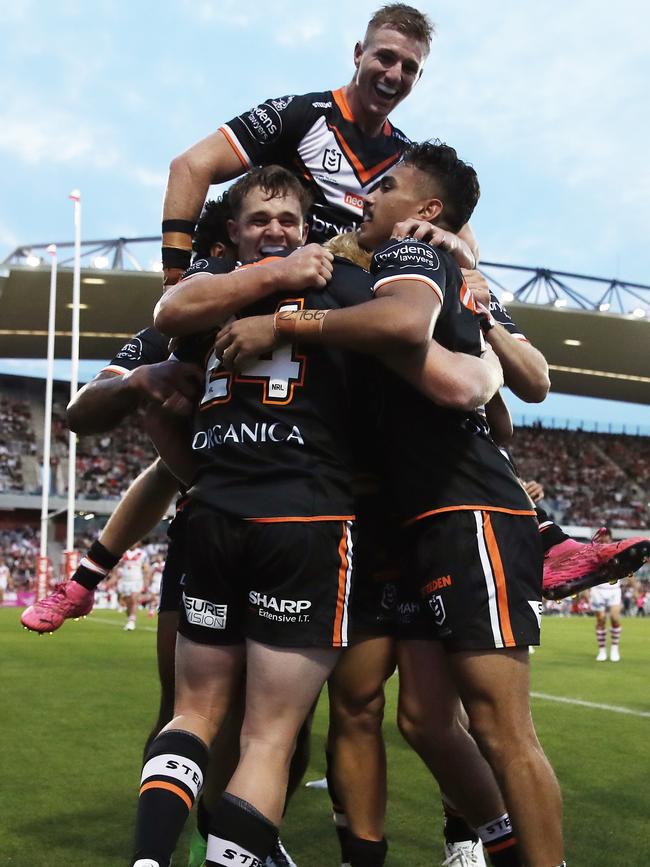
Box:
[1,244,649,405]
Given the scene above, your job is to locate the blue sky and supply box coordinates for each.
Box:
[1,0,649,425]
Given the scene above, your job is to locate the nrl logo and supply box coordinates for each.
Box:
[428,594,446,626]
[322,147,342,173]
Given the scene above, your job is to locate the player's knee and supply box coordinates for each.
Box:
[331,685,386,735]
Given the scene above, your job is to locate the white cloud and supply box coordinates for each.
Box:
[0,110,120,168]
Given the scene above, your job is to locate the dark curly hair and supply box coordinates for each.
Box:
[192,194,233,259]
[401,140,480,232]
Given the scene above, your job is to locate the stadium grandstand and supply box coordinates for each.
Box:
[0,240,649,612]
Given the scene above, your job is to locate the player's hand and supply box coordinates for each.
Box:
[269,244,334,291]
[163,267,185,290]
[215,316,277,370]
[391,220,477,269]
[523,479,545,502]
[462,268,490,307]
[123,360,203,415]
[391,219,451,247]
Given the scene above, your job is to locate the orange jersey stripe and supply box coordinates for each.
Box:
[403,505,536,527]
[332,87,354,122]
[329,122,401,185]
[332,522,350,647]
[139,781,192,811]
[219,126,251,169]
[483,513,515,647]
[245,515,355,524]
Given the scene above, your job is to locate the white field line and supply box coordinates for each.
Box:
[83,617,650,719]
[532,691,650,719]
[84,615,157,634]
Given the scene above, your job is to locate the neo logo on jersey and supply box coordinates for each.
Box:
[322,147,342,173]
[183,594,227,629]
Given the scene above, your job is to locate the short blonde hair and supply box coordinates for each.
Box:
[324,233,373,270]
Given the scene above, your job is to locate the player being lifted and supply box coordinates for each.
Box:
[160,2,477,291]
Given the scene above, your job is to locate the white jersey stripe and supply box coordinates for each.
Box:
[473,510,503,648]
[340,520,354,646]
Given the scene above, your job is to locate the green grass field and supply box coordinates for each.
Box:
[2,609,649,866]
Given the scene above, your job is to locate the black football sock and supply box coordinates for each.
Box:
[73,540,120,590]
[132,729,208,865]
[196,795,211,842]
[207,792,277,866]
[444,813,480,844]
[326,748,352,863]
[478,813,521,866]
[346,833,388,867]
[536,507,571,553]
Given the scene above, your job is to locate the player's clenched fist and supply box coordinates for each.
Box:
[269,244,333,291]
[461,268,490,307]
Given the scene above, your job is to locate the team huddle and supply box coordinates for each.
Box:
[20,5,650,867]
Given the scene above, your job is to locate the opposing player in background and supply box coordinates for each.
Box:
[588,529,623,661]
[116,545,149,631]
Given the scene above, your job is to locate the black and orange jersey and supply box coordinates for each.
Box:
[489,289,527,341]
[177,254,375,521]
[369,239,535,524]
[102,327,169,375]
[220,89,409,243]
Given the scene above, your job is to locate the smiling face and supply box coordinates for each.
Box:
[227,187,308,263]
[357,164,442,251]
[350,26,427,132]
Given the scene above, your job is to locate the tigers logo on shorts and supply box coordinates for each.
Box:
[428,594,446,626]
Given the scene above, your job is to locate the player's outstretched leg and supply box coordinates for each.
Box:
[542,527,650,600]
[20,540,118,633]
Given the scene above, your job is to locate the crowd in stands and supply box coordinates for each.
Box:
[0,395,37,493]
[0,380,648,544]
[509,427,650,529]
[0,526,39,589]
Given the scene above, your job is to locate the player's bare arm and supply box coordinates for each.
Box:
[154,245,334,336]
[215,275,439,369]
[388,341,503,411]
[163,131,244,286]
[484,390,514,445]
[392,218,478,269]
[142,405,200,487]
[464,267,550,402]
[66,361,203,436]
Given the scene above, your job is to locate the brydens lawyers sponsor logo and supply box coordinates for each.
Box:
[375,239,440,271]
[183,593,227,629]
[421,574,452,595]
[241,103,282,144]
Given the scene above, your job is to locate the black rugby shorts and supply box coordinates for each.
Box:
[178,502,355,648]
[400,509,543,650]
